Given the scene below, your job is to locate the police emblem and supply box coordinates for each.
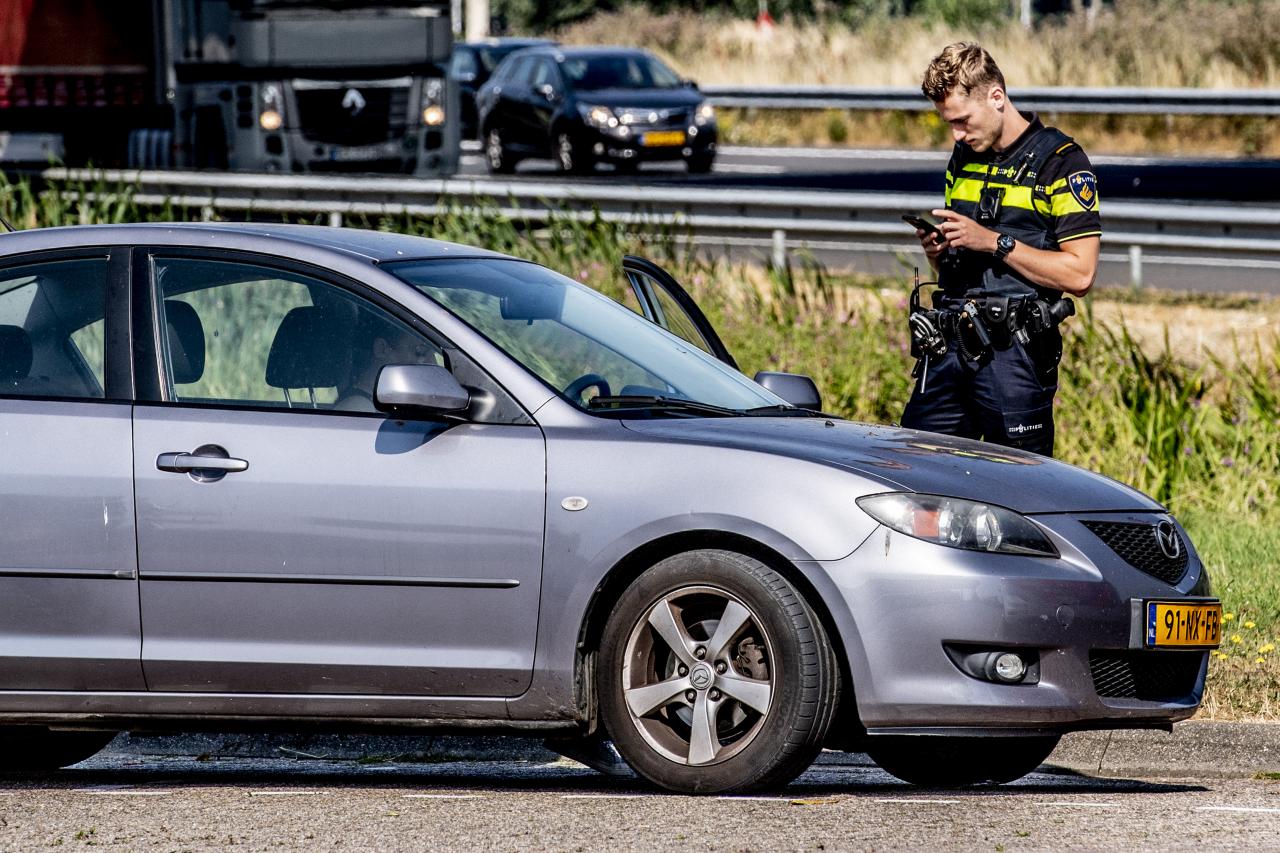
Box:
[1068,171,1097,210]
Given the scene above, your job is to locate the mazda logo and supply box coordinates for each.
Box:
[1155,520,1181,560]
[689,664,713,690]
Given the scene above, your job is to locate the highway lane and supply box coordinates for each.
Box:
[458,143,1280,294]
[2,753,1276,850]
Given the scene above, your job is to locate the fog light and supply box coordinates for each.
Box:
[993,652,1027,683]
[259,109,283,131]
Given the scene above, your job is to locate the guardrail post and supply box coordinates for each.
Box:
[771,228,787,270]
[200,205,214,222]
[328,211,343,228]
[1129,244,1144,288]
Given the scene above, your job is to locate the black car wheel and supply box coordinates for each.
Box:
[599,550,840,794]
[866,734,1061,787]
[486,128,516,174]
[0,728,117,771]
[556,132,593,174]
[686,152,715,174]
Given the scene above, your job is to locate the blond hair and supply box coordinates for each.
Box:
[921,42,1006,103]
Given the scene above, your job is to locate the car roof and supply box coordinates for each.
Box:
[525,45,652,60]
[460,38,556,49]
[0,222,515,265]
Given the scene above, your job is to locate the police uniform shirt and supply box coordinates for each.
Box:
[941,112,1101,299]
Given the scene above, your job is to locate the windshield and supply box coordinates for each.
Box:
[385,258,783,414]
[560,54,683,91]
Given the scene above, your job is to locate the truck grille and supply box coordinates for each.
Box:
[294,85,411,146]
[1081,520,1189,585]
[1089,650,1204,701]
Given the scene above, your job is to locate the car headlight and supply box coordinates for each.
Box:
[579,104,617,128]
[695,102,715,125]
[856,493,1059,557]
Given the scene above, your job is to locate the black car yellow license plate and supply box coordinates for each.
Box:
[1146,600,1222,648]
[641,130,685,147]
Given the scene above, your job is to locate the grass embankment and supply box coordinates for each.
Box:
[5,177,1277,718]
[553,4,1280,156]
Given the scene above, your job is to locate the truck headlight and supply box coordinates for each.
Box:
[856,493,1058,557]
[259,109,283,131]
[422,105,446,126]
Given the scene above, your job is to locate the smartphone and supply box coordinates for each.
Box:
[902,213,945,245]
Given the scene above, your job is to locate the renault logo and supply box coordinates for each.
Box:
[1155,520,1181,560]
[341,88,366,116]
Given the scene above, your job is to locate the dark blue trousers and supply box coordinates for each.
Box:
[901,331,1061,457]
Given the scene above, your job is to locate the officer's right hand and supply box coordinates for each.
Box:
[916,228,948,261]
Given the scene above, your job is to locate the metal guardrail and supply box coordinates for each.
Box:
[702,85,1280,116]
[46,168,1280,287]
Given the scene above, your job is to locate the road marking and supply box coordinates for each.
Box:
[561,794,648,800]
[874,798,962,805]
[1041,802,1128,808]
[1196,806,1280,814]
[247,790,325,797]
[403,794,483,799]
[85,790,174,796]
[712,164,787,174]
[715,795,793,802]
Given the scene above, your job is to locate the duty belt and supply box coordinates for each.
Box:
[912,294,1076,364]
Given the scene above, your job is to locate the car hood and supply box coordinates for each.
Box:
[620,417,1161,515]
[571,88,702,110]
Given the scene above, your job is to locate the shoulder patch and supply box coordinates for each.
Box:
[1068,171,1098,210]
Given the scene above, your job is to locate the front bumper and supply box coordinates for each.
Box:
[819,512,1213,734]
[579,123,716,163]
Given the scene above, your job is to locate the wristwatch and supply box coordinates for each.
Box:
[993,233,1017,262]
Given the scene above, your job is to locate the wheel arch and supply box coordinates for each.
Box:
[574,529,864,744]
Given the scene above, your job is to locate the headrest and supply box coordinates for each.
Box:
[164,300,206,385]
[0,325,33,384]
[265,306,348,390]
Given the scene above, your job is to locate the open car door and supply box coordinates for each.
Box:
[622,255,738,370]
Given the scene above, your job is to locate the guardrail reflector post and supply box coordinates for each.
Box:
[772,228,787,270]
[328,211,343,228]
[1129,244,1144,288]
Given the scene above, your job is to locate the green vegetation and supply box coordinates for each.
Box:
[2,175,1276,718]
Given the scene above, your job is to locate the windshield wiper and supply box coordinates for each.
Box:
[742,404,829,418]
[587,395,741,417]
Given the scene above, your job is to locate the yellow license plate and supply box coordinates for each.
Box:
[1146,601,1222,648]
[641,130,685,147]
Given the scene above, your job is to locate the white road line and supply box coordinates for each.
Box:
[86,790,174,796]
[715,796,793,802]
[403,794,483,799]
[712,164,787,174]
[1196,806,1280,815]
[561,794,648,799]
[1041,802,1128,808]
[247,790,326,797]
[874,798,962,805]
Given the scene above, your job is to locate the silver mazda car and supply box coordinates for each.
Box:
[0,224,1221,792]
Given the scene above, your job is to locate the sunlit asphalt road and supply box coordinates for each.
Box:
[2,754,1277,850]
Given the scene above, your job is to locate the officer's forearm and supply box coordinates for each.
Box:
[1002,237,1099,297]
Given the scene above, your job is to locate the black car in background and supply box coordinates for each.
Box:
[476,46,717,175]
[451,38,558,140]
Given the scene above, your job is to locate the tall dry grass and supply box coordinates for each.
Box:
[556,1,1280,88]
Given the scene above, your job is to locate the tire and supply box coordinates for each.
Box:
[686,152,715,174]
[599,549,840,794]
[555,131,593,174]
[866,734,1061,787]
[485,127,516,174]
[0,728,116,771]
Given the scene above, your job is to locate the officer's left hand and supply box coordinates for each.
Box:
[932,209,999,254]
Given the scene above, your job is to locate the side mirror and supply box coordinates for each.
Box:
[375,364,470,416]
[753,371,822,411]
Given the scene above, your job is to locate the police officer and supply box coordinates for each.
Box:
[902,42,1100,457]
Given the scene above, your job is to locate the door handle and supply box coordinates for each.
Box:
[156,453,248,473]
[156,445,249,480]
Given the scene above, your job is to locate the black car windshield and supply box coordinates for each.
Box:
[386,258,784,414]
[560,54,683,91]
